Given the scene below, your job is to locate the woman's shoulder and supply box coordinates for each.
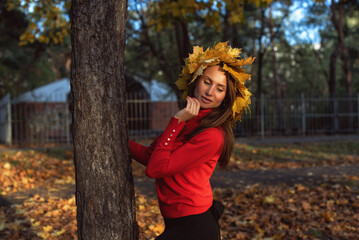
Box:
[193,126,224,141]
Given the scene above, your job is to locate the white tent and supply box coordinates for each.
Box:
[12,78,71,104]
[12,77,176,103]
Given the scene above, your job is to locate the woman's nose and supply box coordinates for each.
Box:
[205,86,214,96]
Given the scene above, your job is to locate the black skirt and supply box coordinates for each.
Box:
[155,201,224,240]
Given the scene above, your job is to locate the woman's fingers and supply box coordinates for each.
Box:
[187,97,199,116]
[193,98,201,114]
[186,96,193,112]
[174,96,201,122]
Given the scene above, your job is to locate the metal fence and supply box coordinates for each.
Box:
[1,93,358,146]
[9,93,71,146]
[236,94,359,137]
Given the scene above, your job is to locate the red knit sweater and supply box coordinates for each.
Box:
[129,109,224,218]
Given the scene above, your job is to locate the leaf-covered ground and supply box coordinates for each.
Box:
[0,140,358,239]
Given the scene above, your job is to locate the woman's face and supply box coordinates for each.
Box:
[194,65,227,109]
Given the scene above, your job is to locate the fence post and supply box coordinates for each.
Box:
[261,93,264,139]
[0,94,12,146]
[65,101,71,145]
[301,93,306,136]
[7,94,12,146]
[334,98,338,134]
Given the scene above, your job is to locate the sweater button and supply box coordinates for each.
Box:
[173,130,175,132]
[165,143,168,146]
[167,138,170,141]
[170,134,173,137]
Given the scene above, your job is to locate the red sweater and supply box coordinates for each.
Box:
[129,109,224,218]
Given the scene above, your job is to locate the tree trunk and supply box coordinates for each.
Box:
[254,7,266,132]
[269,6,282,133]
[222,8,231,42]
[174,20,192,66]
[330,0,353,129]
[329,43,340,134]
[174,20,191,107]
[231,23,241,48]
[70,0,138,239]
[329,44,340,99]
[331,0,352,97]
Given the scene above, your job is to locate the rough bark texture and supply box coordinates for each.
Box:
[70,0,138,239]
[222,8,231,43]
[329,44,340,98]
[330,0,353,129]
[331,0,352,97]
[174,20,192,66]
[269,6,282,131]
[255,7,265,118]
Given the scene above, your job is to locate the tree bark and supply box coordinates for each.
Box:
[174,20,192,66]
[269,6,282,132]
[222,8,231,42]
[331,0,352,97]
[174,20,191,107]
[70,0,138,239]
[329,44,340,99]
[330,0,353,129]
[254,7,266,131]
[329,43,340,134]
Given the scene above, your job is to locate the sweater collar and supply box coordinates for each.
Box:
[180,108,213,137]
[188,108,213,124]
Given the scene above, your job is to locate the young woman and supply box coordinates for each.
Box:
[129,42,254,240]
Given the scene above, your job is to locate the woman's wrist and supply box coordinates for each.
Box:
[174,115,183,123]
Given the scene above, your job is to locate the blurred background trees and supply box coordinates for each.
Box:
[1,0,358,100]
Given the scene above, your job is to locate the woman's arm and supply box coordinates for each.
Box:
[129,140,151,166]
[145,122,223,179]
[129,136,162,166]
[131,96,202,171]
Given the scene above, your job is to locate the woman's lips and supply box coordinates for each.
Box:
[201,96,212,103]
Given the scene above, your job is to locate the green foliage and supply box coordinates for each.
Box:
[0,0,70,97]
[147,0,272,32]
[6,0,70,46]
[3,0,358,99]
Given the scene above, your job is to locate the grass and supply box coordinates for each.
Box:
[232,140,359,166]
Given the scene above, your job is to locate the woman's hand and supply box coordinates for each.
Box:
[174,96,200,123]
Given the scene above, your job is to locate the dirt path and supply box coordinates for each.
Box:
[0,183,75,207]
[134,164,359,197]
[1,164,358,206]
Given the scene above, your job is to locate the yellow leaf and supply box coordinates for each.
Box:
[3,162,11,169]
[33,221,41,227]
[43,225,53,232]
[265,195,276,204]
[55,228,66,236]
[322,212,334,222]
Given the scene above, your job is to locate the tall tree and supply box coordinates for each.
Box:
[70,0,138,239]
[329,0,353,129]
[268,4,282,131]
[330,0,352,97]
[254,6,266,124]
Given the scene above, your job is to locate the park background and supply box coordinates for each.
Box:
[0,0,359,239]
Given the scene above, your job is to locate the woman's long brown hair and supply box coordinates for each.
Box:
[183,66,237,167]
